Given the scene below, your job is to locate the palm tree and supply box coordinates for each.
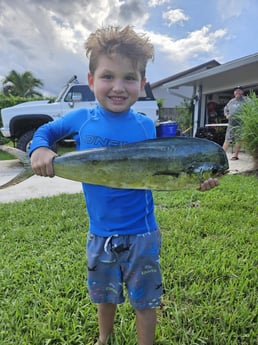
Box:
[2,70,43,97]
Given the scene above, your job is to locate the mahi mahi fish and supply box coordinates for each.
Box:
[0,137,229,191]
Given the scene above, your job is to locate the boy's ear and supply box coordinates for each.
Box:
[140,78,146,90]
[88,73,94,91]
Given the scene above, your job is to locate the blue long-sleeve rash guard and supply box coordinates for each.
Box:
[30,105,158,236]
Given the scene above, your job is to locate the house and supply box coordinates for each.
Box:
[151,59,220,108]
[156,52,258,142]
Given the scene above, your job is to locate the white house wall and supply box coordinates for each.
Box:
[152,85,193,107]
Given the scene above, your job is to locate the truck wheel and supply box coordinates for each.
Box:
[17,130,35,152]
[17,130,57,153]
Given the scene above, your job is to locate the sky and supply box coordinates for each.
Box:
[0,0,258,96]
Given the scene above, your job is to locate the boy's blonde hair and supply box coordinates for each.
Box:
[85,26,154,79]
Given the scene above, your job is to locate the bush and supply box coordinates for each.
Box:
[237,91,258,169]
[175,98,193,134]
[0,93,54,128]
[0,133,8,145]
[0,94,40,128]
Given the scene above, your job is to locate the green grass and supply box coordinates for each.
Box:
[0,151,14,160]
[0,141,14,160]
[0,174,257,344]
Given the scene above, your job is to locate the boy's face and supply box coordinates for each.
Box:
[88,54,146,113]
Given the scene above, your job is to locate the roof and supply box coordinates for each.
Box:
[163,52,258,94]
[150,60,220,89]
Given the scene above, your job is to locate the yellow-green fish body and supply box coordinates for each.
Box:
[0,137,229,191]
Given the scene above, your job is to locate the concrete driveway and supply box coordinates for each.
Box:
[0,152,255,203]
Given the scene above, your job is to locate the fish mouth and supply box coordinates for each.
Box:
[185,162,228,174]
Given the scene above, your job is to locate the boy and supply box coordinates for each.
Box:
[30,26,218,345]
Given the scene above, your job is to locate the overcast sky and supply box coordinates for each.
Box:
[0,0,257,95]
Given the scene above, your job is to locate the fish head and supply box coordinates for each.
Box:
[185,161,229,182]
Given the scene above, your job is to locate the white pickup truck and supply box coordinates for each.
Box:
[1,76,159,151]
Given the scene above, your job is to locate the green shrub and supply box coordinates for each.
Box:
[0,93,54,128]
[237,91,258,168]
[175,98,193,134]
[0,133,9,145]
[0,94,41,127]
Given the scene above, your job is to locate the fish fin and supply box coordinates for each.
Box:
[0,145,33,189]
[0,167,34,189]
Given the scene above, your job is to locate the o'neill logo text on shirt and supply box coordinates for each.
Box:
[83,135,128,147]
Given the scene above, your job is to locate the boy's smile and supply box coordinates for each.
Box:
[88,54,146,113]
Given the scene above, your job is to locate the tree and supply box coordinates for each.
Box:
[2,70,43,97]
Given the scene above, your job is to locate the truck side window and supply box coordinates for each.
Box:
[64,85,95,102]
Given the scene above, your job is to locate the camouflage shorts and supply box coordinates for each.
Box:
[86,230,162,310]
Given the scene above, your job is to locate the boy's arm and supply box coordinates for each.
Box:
[30,108,88,153]
[29,120,67,177]
[29,109,89,177]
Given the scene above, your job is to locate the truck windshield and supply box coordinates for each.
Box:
[55,85,69,102]
[64,85,95,102]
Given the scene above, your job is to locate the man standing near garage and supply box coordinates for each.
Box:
[222,86,246,160]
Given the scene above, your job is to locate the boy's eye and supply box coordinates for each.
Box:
[102,74,113,80]
[126,75,137,81]
[100,74,138,81]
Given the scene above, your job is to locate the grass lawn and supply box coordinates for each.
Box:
[0,174,257,344]
[0,150,14,160]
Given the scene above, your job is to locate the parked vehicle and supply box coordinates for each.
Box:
[1,76,159,152]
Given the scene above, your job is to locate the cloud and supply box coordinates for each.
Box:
[0,0,230,94]
[148,0,170,8]
[119,0,148,23]
[216,0,251,19]
[0,0,150,94]
[149,25,227,61]
[162,9,189,26]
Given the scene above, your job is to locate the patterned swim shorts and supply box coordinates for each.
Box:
[86,229,162,310]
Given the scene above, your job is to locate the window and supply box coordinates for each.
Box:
[64,85,95,102]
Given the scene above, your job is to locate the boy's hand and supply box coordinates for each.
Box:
[199,178,219,192]
[30,147,58,177]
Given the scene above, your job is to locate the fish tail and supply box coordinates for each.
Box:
[0,145,34,189]
[0,145,30,164]
[0,168,34,189]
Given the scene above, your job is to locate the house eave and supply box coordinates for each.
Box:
[163,52,258,94]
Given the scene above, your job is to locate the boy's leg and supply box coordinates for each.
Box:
[135,308,156,345]
[97,303,117,344]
